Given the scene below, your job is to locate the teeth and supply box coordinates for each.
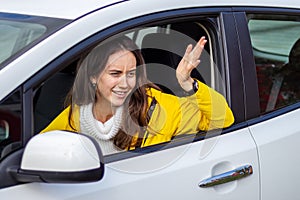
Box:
[114,91,127,95]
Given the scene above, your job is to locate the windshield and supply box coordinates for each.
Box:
[0,13,70,69]
[0,20,46,64]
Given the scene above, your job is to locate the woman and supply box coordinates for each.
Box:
[42,35,234,155]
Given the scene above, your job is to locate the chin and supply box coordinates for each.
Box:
[111,94,131,107]
[111,99,126,107]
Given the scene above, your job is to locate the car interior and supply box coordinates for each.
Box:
[33,20,212,133]
[141,21,208,96]
[256,38,300,113]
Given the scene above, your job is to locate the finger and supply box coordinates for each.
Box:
[184,44,193,57]
[197,36,207,47]
[186,59,200,73]
[188,60,200,71]
[194,59,200,67]
[192,36,207,57]
[193,37,206,55]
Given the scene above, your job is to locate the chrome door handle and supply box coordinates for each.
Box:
[199,164,253,188]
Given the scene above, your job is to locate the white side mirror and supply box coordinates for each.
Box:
[13,131,104,183]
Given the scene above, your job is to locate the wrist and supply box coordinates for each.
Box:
[180,78,194,92]
[184,79,199,96]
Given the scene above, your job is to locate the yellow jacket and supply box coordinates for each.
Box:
[42,80,234,148]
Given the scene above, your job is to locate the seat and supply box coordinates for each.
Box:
[141,33,182,95]
[141,22,207,96]
[34,70,74,133]
[256,64,280,112]
[257,38,300,112]
[275,38,300,108]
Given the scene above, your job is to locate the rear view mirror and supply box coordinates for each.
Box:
[11,131,104,183]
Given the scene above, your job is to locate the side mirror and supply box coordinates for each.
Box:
[11,131,104,183]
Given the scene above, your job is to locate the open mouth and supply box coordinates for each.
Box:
[112,90,128,98]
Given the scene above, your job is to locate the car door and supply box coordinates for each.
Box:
[0,5,260,200]
[243,10,300,200]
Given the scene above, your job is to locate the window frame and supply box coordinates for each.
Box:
[23,8,240,163]
[234,7,300,125]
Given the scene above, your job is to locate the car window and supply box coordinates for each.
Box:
[0,89,22,160]
[248,14,300,114]
[32,18,233,159]
[0,13,70,70]
[0,19,46,65]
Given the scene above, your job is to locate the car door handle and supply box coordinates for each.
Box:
[199,164,253,188]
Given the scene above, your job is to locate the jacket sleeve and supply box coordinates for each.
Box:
[187,80,234,131]
[40,106,79,133]
[150,80,234,137]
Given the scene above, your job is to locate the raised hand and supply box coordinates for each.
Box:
[176,36,207,92]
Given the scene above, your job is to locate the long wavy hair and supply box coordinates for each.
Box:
[65,35,159,150]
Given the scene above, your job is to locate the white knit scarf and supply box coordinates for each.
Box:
[79,103,123,154]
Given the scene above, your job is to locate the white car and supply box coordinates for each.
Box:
[0,0,300,199]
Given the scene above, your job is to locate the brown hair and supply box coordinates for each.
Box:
[65,35,159,150]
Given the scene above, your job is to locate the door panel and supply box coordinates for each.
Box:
[249,108,300,200]
[0,128,259,200]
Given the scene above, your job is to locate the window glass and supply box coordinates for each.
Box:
[0,20,46,64]
[126,27,158,47]
[249,20,300,60]
[248,15,300,113]
[0,90,22,160]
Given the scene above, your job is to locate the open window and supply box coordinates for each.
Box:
[31,17,230,160]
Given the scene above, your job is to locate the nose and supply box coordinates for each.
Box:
[118,75,128,88]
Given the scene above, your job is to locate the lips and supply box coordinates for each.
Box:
[112,90,129,98]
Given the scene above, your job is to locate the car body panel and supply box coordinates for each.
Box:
[0,0,300,19]
[0,129,259,200]
[0,0,126,19]
[249,108,300,199]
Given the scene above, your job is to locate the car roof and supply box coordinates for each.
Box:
[0,0,123,19]
[0,0,300,20]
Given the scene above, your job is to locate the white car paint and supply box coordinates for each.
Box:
[249,109,300,199]
[0,128,259,200]
[21,131,100,171]
[0,0,300,19]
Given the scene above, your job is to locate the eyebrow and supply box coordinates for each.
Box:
[108,69,122,73]
[107,68,136,73]
[127,68,137,72]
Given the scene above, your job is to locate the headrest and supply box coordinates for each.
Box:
[141,33,175,68]
[289,39,300,66]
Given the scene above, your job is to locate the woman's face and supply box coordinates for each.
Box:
[94,50,137,107]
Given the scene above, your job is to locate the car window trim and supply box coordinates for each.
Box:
[24,7,238,163]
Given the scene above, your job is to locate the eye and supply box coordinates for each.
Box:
[109,71,121,77]
[127,71,136,78]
